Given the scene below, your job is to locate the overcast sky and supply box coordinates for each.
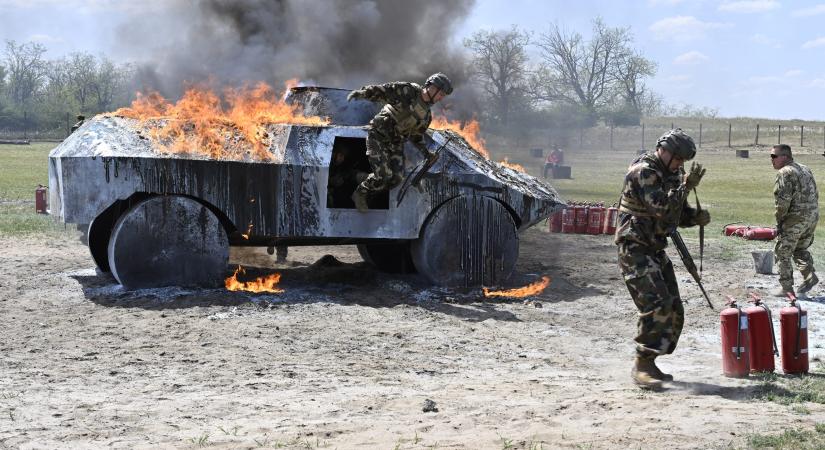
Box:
[1,0,824,120]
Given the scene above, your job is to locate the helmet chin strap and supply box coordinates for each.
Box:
[659,147,676,172]
[423,85,443,105]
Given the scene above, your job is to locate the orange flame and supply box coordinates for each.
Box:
[114,81,328,161]
[225,265,284,294]
[483,276,551,298]
[430,116,489,159]
[498,157,526,173]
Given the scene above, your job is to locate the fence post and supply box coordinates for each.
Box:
[755,123,759,145]
[610,124,614,151]
[23,111,28,140]
[641,123,645,150]
[579,127,583,148]
[671,122,674,130]
[801,125,804,147]
[699,123,702,148]
[65,112,70,137]
[728,123,731,147]
[778,124,782,144]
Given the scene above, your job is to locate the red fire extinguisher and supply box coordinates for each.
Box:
[721,296,749,377]
[723,223,747,236]
[548,209,563,233]
[780,293,808,375]
[561,204,576,233]
[603,203,619,235]
[744,293,778,373]
[574,202,589,234]
[587,203,605,235]
[742,227,777,241]
[35,184,48,214]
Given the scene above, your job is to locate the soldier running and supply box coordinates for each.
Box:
[771,144,819,296]
[615,128,710,389]
[346,73,453,212]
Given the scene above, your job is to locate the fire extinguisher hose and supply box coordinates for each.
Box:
[735,306,743,360]
[761,304,779,356]
[795,303,804,359]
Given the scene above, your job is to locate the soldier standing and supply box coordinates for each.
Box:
[771,144,819,296]
[346,73,453,212]
[615,129,710,389]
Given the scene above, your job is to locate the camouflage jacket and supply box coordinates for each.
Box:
[355,82,431,151]
[774,161,819,229]
[615,152,699,251]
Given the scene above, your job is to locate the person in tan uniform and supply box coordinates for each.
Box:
[771,144,819,296]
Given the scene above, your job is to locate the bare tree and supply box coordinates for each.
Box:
[464,26,531,125]
[531,18,630,122]
[3,40,48,109]
[93,57,131,112]
[612,48,656,114]
[65,52,98,112]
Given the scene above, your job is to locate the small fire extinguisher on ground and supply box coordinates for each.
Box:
[744,293,778,373]
[586,203,605,235]
[561,204,576,233]
[35,184,48,214]
[721,296,750,377]
[780,293,809,375]
[548,209,563,233]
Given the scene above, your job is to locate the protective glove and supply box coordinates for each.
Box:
[684,162,706,191]
[694,208,710,226]
[346,90,364,102]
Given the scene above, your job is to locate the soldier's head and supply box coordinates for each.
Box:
[656,128,696,172]
[422,73,453,104]
[771,144,793,169]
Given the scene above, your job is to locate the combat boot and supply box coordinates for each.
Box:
[771,286,796,298]
[631,356,663,389]
[798,273,819,294]
[351,189,369,213]
[646,357,673,381]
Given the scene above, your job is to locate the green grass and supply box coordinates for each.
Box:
[492,144,825,258]
[0,142,72,236]
[745,425,825,449]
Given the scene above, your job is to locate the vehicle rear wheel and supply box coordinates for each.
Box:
[357,242,416,274]
[410,195,518,287]
[107,196,229,290]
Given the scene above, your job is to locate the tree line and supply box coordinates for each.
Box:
[0,40,134,133]
[463,18,716,134]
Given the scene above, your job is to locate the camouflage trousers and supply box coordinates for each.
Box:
[617,243,685,358]
[775,218,818,290]
[357,129,405,194]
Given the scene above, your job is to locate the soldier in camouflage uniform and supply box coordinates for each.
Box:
[615,129,710,389]
[771,144,819,296]
[346,73,453,212]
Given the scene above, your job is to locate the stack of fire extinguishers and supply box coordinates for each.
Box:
[720,293,809,378]
[546,202,620,235]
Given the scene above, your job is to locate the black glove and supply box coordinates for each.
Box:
[684,162,706,191]
[694,209,710,226]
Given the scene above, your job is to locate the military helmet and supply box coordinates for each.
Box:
[424,72,453,95]
[657,128,696,160]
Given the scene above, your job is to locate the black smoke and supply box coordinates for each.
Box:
[117,0,475,100]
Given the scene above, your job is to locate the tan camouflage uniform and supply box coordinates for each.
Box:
[350,82,432,195]
[774,161,819,291]
[615,152,703,358]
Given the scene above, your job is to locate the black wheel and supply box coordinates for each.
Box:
[411,195,518,287]
[107,196,229,289]
[87,201,126,273]
[357,242,416,274]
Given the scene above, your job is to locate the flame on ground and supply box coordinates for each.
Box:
[430,116,489,159]
[225,265,284,294]
[114,80,328,161]
[499,157,526,173]
[483,276,551,298]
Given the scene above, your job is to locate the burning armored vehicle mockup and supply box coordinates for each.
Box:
[48,86,563,289]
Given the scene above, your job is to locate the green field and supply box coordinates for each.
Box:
[492,143,825,259]
[0,142,68,235]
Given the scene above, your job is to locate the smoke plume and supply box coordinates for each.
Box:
[116,0,475,100]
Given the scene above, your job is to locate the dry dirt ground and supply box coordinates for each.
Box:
[2,225,825,449]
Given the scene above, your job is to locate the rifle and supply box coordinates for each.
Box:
[395,135,453,207]
[669,229,715,309]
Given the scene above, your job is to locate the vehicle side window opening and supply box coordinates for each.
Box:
[326,136,388,209]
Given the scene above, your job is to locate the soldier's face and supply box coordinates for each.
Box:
[770,151,786,169]
[658,148,685,172]
[424,86,447,104]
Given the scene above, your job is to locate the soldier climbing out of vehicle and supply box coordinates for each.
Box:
[346,73,453,212]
